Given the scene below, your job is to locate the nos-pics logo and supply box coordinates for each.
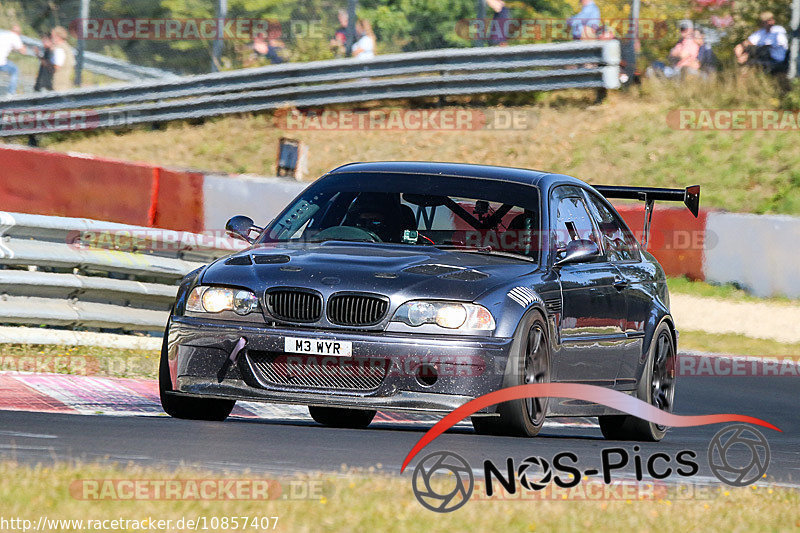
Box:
[411,424,770,513]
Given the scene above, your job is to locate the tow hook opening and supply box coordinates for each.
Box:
[415,363,438,387]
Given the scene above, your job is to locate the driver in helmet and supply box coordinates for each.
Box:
[342,193,402,242]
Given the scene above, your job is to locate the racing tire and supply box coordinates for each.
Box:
[472,311,551,437]
[598,322,675,442]
[308,406,376,429]
[159,320,236,421]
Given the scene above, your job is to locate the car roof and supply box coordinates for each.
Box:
[326,161,588,190]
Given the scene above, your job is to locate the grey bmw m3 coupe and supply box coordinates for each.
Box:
[160,161,700,440]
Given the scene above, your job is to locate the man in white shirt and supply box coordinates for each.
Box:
[735,11,789,74]
[0,25,26,95]
[51,26,75,91]
[352,20,375,60]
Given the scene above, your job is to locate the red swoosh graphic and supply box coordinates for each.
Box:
[400,383,781,473]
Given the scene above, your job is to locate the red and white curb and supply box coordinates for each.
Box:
[0,372,597,429]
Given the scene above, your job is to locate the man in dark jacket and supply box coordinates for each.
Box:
[33,33,55,92]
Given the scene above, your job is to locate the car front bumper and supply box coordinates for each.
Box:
[167,316,514,415]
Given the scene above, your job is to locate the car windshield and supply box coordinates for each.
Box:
[258,172,541,262]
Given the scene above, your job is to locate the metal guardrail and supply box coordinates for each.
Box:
[0,40,620,136]
[20,36,178,82]
[0,211,243,334]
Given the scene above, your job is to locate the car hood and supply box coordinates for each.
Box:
[200,241,538,301]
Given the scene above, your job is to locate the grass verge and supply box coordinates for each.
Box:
[678,331,800,357]
[668,277,799,305]
[0,461,797,533]
[0,344,159,379]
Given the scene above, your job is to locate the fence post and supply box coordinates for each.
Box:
[345,0,358,57]
[790,0,800,79]
[623,0,640,82]
[211,0,228,73]
[474,0,486,47]
[74,0,89,86]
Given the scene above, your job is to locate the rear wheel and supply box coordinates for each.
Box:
[599,323,675,441]
[472,313,551,437]
[308,406,376,429]
[159,320,236,421]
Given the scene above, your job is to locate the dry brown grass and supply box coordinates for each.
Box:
[0,460,798,532]
[29,74,800,214]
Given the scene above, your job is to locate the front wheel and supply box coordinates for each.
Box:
[472,312,551,437]
[159,320,236,421]
[308,406,376,429]
[599,322,676,441]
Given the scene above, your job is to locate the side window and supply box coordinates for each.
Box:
[584,192,640,262]
[551,186,599,257]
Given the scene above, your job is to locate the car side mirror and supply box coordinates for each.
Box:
[553,239,601,268]
[225,215,263,243]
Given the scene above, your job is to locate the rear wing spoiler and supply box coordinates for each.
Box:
[592,185,701,250]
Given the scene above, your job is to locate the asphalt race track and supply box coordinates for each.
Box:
[1,374,798,486]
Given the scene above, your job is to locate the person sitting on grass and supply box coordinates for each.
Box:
[734,11,788,75]
[668,21,701,77]
[695,29,719,75]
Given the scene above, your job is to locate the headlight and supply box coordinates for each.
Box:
[392,301,495,330]
[186,286,259,315]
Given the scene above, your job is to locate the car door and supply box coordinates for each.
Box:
[550,186,627,387]
[583,190,649,389]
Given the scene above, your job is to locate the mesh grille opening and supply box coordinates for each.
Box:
[248,351,387,391]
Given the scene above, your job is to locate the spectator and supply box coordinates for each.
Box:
[352,20,375,60]
[0,25,26,96]
[33,33,55,92]
[695,29,719,74]
[567,0,601,40]
[646,21,700,79]
[51,26,75,91]
[734,11,788,74]
[668,20,700,75]
[252,26,286,65]
[330,10,349,57]
[485,0,511,46]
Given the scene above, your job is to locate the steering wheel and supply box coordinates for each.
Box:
[312,225,383,243]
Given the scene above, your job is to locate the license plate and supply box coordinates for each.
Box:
[284,337,352,357]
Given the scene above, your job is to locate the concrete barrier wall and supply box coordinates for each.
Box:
[704,212,800,298]
[0,145,302,234]
[0,145,154,226]
[0,145,206,232]
[202,174,307,231]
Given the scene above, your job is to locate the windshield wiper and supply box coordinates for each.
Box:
[434,245,537,263]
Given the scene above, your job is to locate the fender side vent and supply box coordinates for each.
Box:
[544,297,562,315]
